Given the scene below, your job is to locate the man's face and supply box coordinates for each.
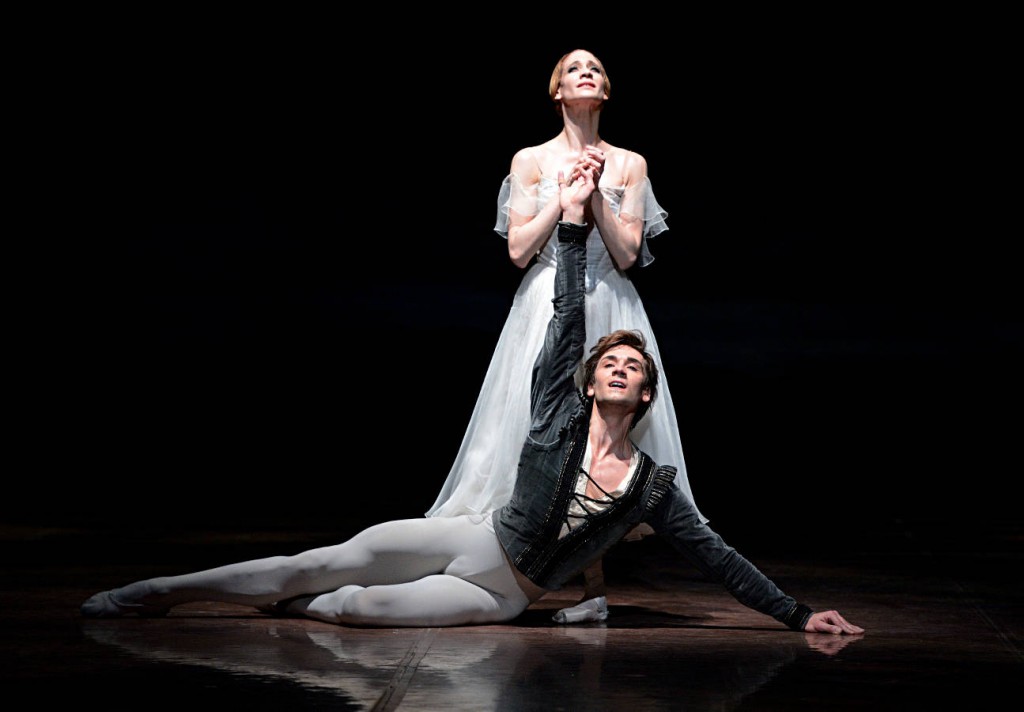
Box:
[586,344,651,410]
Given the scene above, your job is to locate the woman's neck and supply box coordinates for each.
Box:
[559,105,601,149]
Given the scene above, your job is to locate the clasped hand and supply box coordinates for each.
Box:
[566,145,605,186]
[557,145,605,219]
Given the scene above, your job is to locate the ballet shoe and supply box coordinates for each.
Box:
[551,595,608,624]
[80,590,169,618]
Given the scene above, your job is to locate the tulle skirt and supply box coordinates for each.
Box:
[426,261,704,522]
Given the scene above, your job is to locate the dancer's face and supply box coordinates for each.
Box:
[587,344,650,410]
[552,50,609,105]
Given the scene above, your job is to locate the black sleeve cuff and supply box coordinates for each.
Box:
[557,221,588,245]
[782,603,814,631]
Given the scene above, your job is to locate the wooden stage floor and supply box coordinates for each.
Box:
[3,519,1021,710]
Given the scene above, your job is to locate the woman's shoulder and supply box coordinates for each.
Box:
[509,145,546,182]
[511,141,575,186]
[602,144,648,177]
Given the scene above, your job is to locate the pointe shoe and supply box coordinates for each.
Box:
[552,595,608,624]
[80,590,169,618]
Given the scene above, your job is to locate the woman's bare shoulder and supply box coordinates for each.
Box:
[605,145,648,170]
[601,144,649,185]
[510,145,546,180]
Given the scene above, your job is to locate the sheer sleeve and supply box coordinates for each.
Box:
[494,173,540,239]
[612,176,669,268]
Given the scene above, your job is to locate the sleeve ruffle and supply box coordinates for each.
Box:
[494,173,539,239]
[617,177,668,268]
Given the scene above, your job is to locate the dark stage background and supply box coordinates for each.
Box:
[21,20,1018,555]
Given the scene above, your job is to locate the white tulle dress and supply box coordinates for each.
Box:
[426,173,705,523]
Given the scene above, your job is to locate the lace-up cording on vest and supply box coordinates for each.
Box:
[559,443,639,539]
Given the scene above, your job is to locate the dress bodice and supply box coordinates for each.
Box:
[493,174,668,291]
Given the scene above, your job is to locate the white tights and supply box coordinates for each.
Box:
[115,514,531,627]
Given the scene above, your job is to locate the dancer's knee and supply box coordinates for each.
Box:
[305,585,365,624]
[307,580,456,627]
